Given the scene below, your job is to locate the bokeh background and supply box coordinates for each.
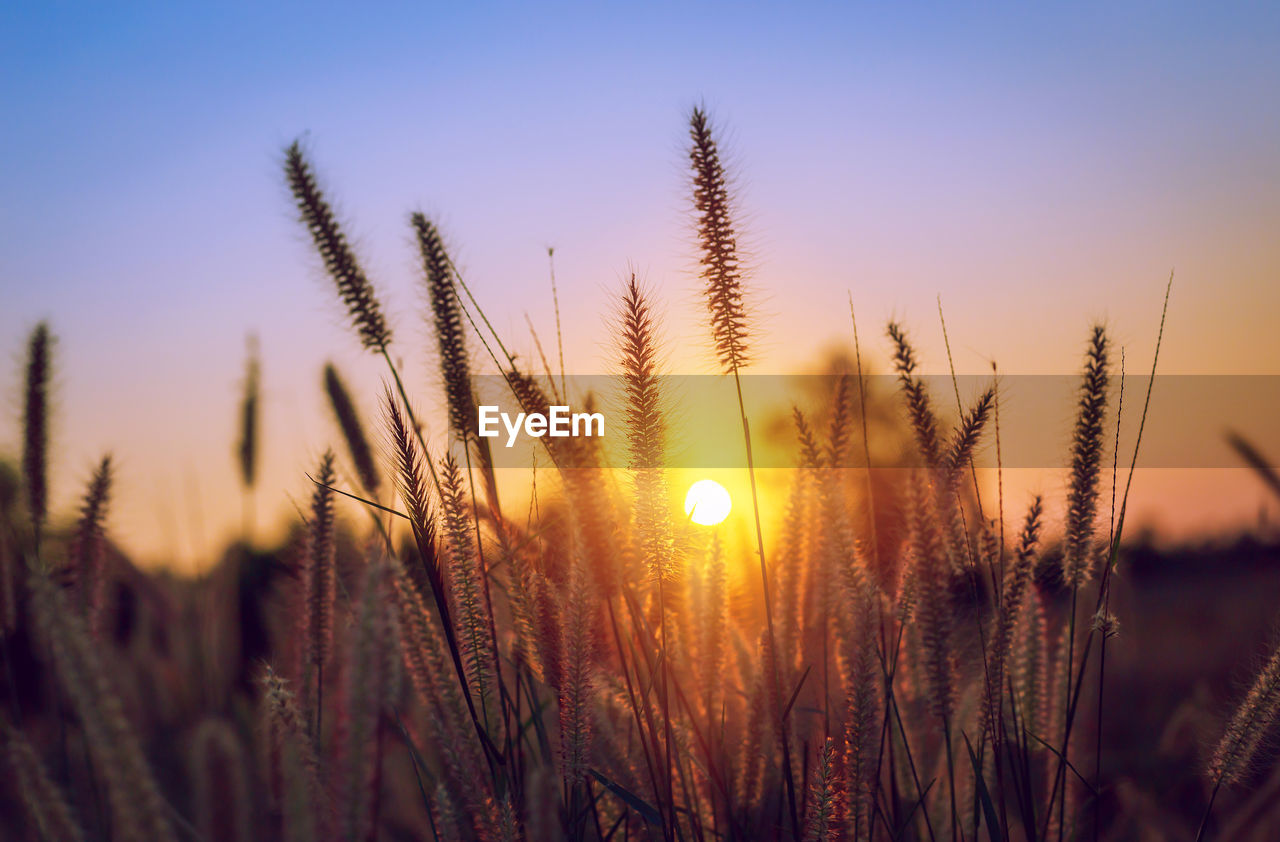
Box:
[2,2,1278,571]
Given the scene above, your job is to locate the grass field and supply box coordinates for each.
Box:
[2,107,1279,842]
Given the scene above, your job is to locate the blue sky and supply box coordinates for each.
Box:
[2,2,1278,564]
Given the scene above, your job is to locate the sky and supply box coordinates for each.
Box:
[2,2,1278,569]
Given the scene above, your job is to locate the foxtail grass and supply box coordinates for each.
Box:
[339,557,402,842]
[259,665,325,842]
[28,568,177,842]
[616,275,674,582]
[285,142,392,352]
[324,362,381,496]
[803,737,841,841]
[300,450,336,730]
[440,454,497,723]
[69,455,112,639]
[413,213,478,442]
[0,113,1213,842]
[238,334,260,542]
[23,321,51,547]
[1199,638,1280,838]
[3,724,87,842]
[1063,325,1110,588]
[383,388,500,774]
[984,496,1043,739]
[559,556,596,836]
[689,105,799,835]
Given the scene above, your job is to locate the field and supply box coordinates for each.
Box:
[2,108,1279,842]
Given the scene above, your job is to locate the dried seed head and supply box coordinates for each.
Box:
[23,322,51,534]
[285,142,392,351]
[237,335,259,490]
[413,213,479,441]
[689,107,750,373]
[1063,325,1110,587]
[324,363,380,495]
[1091,610,1120,639]
[70,455,113,638]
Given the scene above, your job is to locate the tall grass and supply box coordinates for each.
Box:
[12,110,1278,842]
[22,322,51,550]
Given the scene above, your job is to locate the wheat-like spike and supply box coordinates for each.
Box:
[430,779,465,841]
[383,388,443,600]
[616,275,675,581]
[339,557,401,842]
[840,572,880,839]
[793,407,829,670]
[189,718,252,842]
[896,539,921,628]
[889,321,976,574]
[735,632,767,810]
[1044,624,1072,777]
[1013,587,1050,743]
[777,460,813,671]
[284,141,392,351]
[384,393,499,794]
[793,408,823,471]
[812,393,858,579]
[384,390,495,775]
[761,627,789,777]
[1210,638,1280,785]
[0,517,16,636]
[70,454,112,638]
[497,794,520,842]
[616,274,665,469]
[323,362,381,495]
[389,555,492,806]
[23,321,51,537]
[498,522,559,689]
[559,557,595,786]
[27,568,177,841]
[259,665,326,842]
[1063,325,1110,587]
[301,450,336,703]
[413,213,479,440]
[887,322,943,470]
[440,454,497,718]
[944,387,995,483]
[237,335,260,490]
[415,214,506,515]
[388,555,446,703]
[529,567,564,690]
[701,533,728,721]
[3,725,87,842]
[983,496,1043,737]
[385,390,431,527]
[906,474,955,721]
[802,737,841,842]
[825,374,853,467]
[689,107,750,373]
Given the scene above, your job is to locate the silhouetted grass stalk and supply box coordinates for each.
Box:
[689,105,798,835]
[23,322,51,553]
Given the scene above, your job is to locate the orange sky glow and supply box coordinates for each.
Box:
[2,4,1278,571]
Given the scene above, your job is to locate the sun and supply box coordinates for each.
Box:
[684,479,732,526]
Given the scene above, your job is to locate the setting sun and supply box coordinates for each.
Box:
[684,478,732,525]
[3,6,1278,836]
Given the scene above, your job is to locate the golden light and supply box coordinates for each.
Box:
[684,479,732,526]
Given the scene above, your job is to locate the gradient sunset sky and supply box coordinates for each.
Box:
[2,3,1278,568]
